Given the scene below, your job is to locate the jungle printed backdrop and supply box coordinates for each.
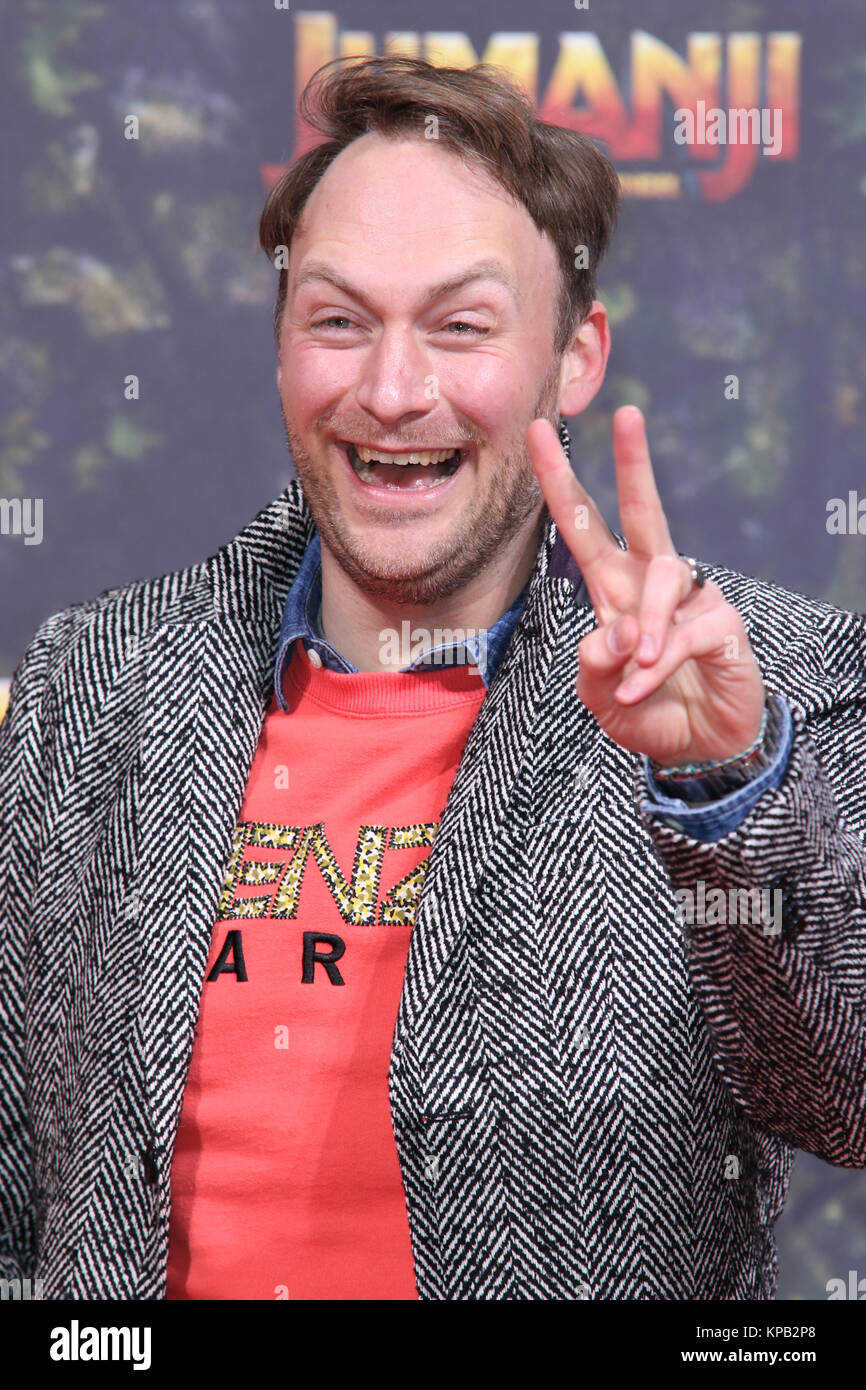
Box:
[1,0,865,1299]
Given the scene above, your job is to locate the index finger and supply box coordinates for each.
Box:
[526,417,619,575]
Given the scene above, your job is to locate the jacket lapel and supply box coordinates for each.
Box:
[393,515,600,1048]
[135,485,314,1192]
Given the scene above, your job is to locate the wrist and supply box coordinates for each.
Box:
[648,695,782,798]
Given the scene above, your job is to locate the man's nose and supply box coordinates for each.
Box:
[353,326,437,423]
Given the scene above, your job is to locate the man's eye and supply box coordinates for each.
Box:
[310,317,488,336]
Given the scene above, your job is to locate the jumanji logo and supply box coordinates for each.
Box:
[262,17,801,203]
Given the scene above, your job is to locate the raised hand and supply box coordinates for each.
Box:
[527,405,766,768]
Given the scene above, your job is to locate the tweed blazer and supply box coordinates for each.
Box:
[1,478,864,1300]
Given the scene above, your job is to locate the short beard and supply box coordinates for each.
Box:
[283,358,561,606]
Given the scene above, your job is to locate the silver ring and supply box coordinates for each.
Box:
[681,555,707,590]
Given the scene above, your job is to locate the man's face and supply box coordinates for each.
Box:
[277,131,568,605]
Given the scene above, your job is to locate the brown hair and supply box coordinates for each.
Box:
[259,54,620,357]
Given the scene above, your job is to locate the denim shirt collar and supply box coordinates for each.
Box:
[273,417,575,711]
[273,532,530,710]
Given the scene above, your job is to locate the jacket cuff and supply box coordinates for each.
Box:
[638,695,793,843]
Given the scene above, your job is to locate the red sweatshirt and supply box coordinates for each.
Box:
[165,639,486,1300]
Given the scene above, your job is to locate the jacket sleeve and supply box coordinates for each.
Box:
[635,696,866,1168]
[638,694,793,842]
[0,612,66,1279]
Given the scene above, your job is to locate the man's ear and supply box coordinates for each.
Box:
[557,300,611,417]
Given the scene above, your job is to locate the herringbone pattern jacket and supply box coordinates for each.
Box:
[1,479,865,1299]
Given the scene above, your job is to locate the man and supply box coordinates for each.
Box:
[1,55,864,1301]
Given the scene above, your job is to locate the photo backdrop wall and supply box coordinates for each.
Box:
[2,0,864,1299]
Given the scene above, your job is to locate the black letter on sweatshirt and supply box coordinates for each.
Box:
[207,929,248,981]
[302,932,346,985]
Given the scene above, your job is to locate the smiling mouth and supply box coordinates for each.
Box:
[345,441,464,490]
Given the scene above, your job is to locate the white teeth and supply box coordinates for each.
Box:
[348,442,461,489]
[355,445,459,466]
